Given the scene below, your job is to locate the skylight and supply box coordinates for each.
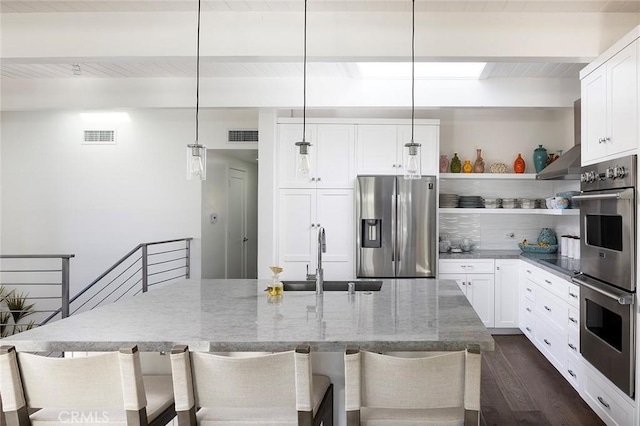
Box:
[357,62,486,79]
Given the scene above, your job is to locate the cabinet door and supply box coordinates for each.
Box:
[397,124,439,176]
[607,41,638,158]
[315,124,355,189]
[355,125,399,174]
[278,189,316,279]
[467,274,495,328]
[439,273,469,300]
[316,189,354,279]
[495,259,519,328]
[277,124,317,188]
[582,66,608,164]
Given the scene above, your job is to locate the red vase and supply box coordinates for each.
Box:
[514,153,525,174]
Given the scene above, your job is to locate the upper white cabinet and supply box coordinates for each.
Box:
[356,124,439,176]
[277,123,355,189]
[581,39,638,165]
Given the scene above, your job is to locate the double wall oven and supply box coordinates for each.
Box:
[572,154,636,397]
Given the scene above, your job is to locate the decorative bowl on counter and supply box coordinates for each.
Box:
[518,243,558,253]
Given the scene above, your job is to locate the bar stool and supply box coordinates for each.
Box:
[170,344,333,425]
[344,345,481,426]
[0,345,175,426]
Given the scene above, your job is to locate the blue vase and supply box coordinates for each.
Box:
[533,145,548,173]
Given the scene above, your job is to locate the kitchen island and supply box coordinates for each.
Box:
[1,278,493,352]
[1,278,493,426]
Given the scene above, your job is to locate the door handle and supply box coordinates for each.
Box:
[242,237,249,242]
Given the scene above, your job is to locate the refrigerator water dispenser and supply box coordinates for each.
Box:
[361,219,382,248]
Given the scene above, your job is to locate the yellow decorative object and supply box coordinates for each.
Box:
[268,266,284,296]
[462,160,473,173]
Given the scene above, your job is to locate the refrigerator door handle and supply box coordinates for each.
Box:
[391,180,397,274]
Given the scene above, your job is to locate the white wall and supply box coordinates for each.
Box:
[201,151,258,279]
[0,109,210,294]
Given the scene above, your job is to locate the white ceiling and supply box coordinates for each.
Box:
[1,0,640,13]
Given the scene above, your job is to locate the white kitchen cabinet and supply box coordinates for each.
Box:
[439,259,495,327]
[582,361,635,426]
[581,40,638,165]
[277,123,355,189]
[278,188,354,280]
[356,124,438,176]
[494,259,519,328]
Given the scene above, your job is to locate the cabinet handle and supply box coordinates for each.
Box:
[568,369,576,378]
[311,177,316,181]
[569,292,578,299]
[544,305,551,312]
[467,282,472,286]
[392,164,397,168]
[597,396,610,409]
[605,137,611,142]
[526,308,532,312]
[496,266,500,271]
[317,177,321,181]
[544,339,551,346]
[598,137,605,144]
[568,343,577,351]
[311,223,315,228]
[397,164,402,168]
[569,317,578,323]
[544,279,552,285]
[526,270,532,274]
[526,287,533,292]
[526,327,532,332]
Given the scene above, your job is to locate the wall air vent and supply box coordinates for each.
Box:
[83,130,116,145]
[228,130,258,143]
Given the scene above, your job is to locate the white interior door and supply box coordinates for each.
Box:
[227,168,247,278]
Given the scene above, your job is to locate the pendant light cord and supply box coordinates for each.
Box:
[411,0,415,143]
[302,0,307,143]
[195,0,201,144]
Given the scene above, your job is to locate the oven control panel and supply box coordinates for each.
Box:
[580,155,636,191]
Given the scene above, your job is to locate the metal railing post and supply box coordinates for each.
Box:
[142,245,149,293]
[185,239,191,279]
[61,257,71,318]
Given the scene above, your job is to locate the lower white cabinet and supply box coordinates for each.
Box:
[439,259,495,328]
[582,361,635,426]
[495,259,519,328]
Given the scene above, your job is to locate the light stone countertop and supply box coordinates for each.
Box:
[1,278,494,353]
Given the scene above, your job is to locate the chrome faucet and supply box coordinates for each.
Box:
[306,227,326,294]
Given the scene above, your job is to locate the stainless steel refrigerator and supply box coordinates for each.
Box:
[356,175,437,278]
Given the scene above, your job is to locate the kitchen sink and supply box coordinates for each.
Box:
[281,280,383,292]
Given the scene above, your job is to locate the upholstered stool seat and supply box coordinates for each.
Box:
[0,345,176,426]
[344,346,481,426]
[170,345,333,426]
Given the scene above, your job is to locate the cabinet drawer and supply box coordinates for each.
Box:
[521,281,535,302]
[535,288,567,334]
[535,320,565,372]
[567,283,580,308]
[520,315,535,340]
[567,332,580,356]
[568,306,580,335]
[565,352,582,392]
[522,298,535,318]
[439,259,495,274]
[583,364,635,426]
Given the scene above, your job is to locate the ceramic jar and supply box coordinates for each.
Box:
[514,153,525,173]
[533,144,548,173]
[450,153,461,173]
[439,155,449,173]
[473,149,485,173]
[462,160,473,173]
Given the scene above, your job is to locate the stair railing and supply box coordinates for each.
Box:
[0,254,74,331]
[40,237,193,324]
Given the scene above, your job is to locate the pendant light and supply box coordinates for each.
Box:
[187,0,207,180]
[403,0,422,180]
[294,0,312,179]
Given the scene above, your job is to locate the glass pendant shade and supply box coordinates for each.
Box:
[187,143,207,180]
[295,140,312,179]
[403,142,422,180]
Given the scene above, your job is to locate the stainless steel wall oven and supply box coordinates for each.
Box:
[572,154,636,398]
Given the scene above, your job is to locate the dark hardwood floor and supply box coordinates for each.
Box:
[481,335,605,426]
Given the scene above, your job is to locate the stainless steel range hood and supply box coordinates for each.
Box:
[536,99,582,180]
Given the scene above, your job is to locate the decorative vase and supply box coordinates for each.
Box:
[473,149,485,173]
[514,153,526,174]
[450,153,461,173]
[462,160,473,173]
[439,155,449,173]
[533,144,548,173]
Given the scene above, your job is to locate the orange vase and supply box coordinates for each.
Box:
[514,153,526,174]
[462,160,473,173]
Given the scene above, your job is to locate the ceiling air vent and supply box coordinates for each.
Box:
[228,130,258,143]
[83,130,116,145]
